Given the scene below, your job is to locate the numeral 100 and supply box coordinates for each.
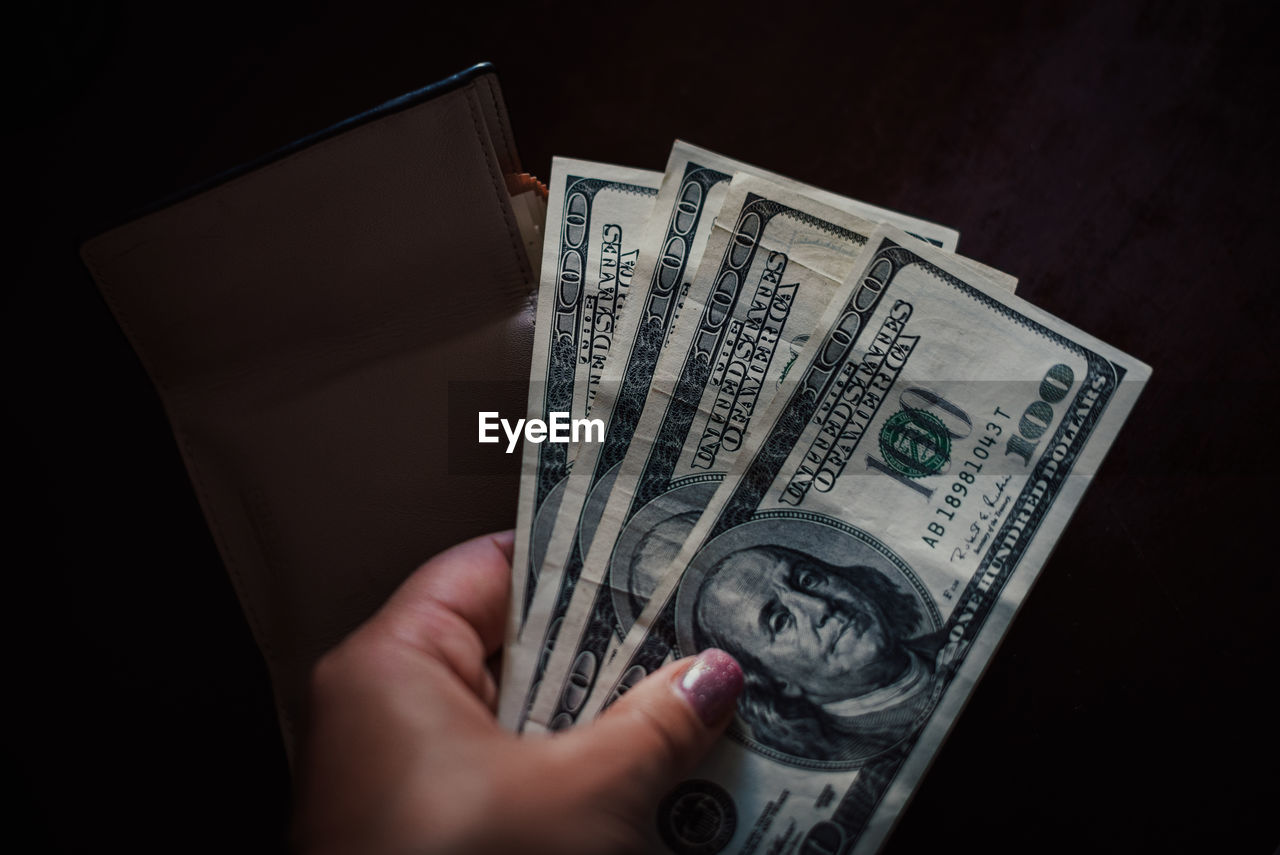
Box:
[1006,364,1075,465]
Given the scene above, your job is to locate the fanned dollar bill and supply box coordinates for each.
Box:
[520,182,1014,733]
[523,175,881,731]
[581,224,1149,854]
[504,142,968,730]
[499,158,660,723]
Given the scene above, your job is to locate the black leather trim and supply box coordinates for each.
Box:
[100,61,499,232]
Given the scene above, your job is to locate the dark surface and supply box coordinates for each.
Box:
[7,1,1277,852]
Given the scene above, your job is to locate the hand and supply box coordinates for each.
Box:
[293,530,743,855]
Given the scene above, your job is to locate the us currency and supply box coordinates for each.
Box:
[502,142,967,730]
[499,158,660,722]
[582,224,1149,854]
[499,142,962,727]
[517,173,889,731]
[518,145,1016,734]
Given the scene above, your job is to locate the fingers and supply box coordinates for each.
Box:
[556,650,743,805]
[376,529,514,657]
[348,530,512,707]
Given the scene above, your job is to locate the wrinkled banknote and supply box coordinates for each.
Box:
[522,174,884,732]
[520,171,1017,733]
[580,224,1149,854]
[506,141,967,730]
[499,158,660,723]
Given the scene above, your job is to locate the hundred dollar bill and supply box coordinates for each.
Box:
[517,145,1013,733]
[583,224,1149,854]
[500,158,659,720]
[501,142,967,730]
[514,170,962,732]
[504,142,962,727]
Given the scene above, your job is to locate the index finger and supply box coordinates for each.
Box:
[374,529,514,658]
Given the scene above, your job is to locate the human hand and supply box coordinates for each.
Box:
[293,530,743,855]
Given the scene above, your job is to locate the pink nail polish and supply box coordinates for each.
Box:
[677,648,743,726]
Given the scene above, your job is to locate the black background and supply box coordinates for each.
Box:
[8,1,1278,852]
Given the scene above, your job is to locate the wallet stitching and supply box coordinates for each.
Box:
[464,88,532,287]
[484,77,518,172]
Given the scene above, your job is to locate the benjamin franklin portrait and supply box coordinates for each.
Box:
[676,519,943,766]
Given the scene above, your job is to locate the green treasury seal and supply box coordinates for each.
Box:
[879,409,950,478]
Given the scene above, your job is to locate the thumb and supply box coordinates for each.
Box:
[557,649,744,802]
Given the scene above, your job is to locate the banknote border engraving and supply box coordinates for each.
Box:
[629,195,868,517]
[522,174,658,618]
[537,191,870,728]
[591,163,734,522]
[518,163,728,724]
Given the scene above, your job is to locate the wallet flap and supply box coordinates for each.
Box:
[81,66,535,754]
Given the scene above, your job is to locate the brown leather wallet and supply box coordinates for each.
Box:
[80,64,535,755]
